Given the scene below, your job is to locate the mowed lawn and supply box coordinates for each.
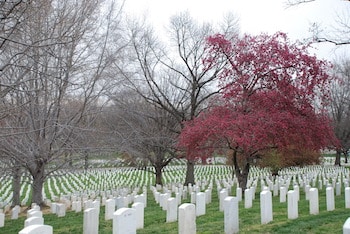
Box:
[2,181,350,234]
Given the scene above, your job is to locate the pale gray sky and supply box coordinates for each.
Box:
[124,0,350,60]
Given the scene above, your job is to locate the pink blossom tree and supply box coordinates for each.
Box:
[178,32,338,190]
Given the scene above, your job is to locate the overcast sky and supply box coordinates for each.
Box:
[124,0,349,60]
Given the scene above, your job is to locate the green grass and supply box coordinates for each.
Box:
[2,186,350,233]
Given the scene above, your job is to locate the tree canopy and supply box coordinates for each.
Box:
[178,32,338,189]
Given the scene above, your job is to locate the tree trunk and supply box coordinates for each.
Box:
[231,164,235,180]
[236,163,250,191]
[155,165,163,186]
[184,159,195,186]
[232,150,250,191]
[31,164,45,206]
[335,149,341,166]
[84,150,89,170]
[11,164,21,207]
[344,150,348,164]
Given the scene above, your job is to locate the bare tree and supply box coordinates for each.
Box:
[286,0,350,45]
[105,89,178,185]
[0,0,30,50]
[0,0,125,206]
[331,58,350,165]
[118,12,239,185]
[0,0,32,107]
[286,0,350,164]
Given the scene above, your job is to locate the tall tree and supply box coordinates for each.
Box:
[331,58,350,165]
[120,12,239,185]
[0,1,30,203]
[0,0,32,107]
[106,89,178,185]
[0,0,124,206]
[178,32,338,190]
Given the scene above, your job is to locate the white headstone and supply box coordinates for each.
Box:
[309,188,319,215]
[260,190,273,224]
[293,185,300,201]
[0,213,4,227]
[154,192,160,204]
[76,201,82,212]
[19,224,53,234]
[244,189,252,209]
[161,193,170,211]
[83,208,99,234]
[102,197,107,206]
[224,196,239,234]
[175,193,181,205]
[11,205,20,219]
[132,202,144,229]
[190,192,196,204]
[273,183,279,197]
[326,187,335,211]
[318,180,323,190]
[287,190,298,219]
[105,199,115,221]
[159,194,165,209]
[205,189,212,204]
[336,182,341,196]
[24,216,44,227]
[196,192,206,216]
[116,197,124,209]
[166,198,177,223]
[343,217,350,234]
[72,201,77,211]
[220,189,228,212]
[123,196,129,208]
[27,210,42,218]
[345,187,350,208]
[250,186,256,200]
[305,185,311,200]
[236,188,242,202]
[92,200,100,215]
[113,208,136,234]
[280,186,287,203]
[178,203,196,234]
[56,203,66,217]
[140,194,147,207]
[50,203,57,214]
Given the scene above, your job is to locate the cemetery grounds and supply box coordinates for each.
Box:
[1,157,350,233]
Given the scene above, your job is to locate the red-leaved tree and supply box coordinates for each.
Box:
[178,32,338,190]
